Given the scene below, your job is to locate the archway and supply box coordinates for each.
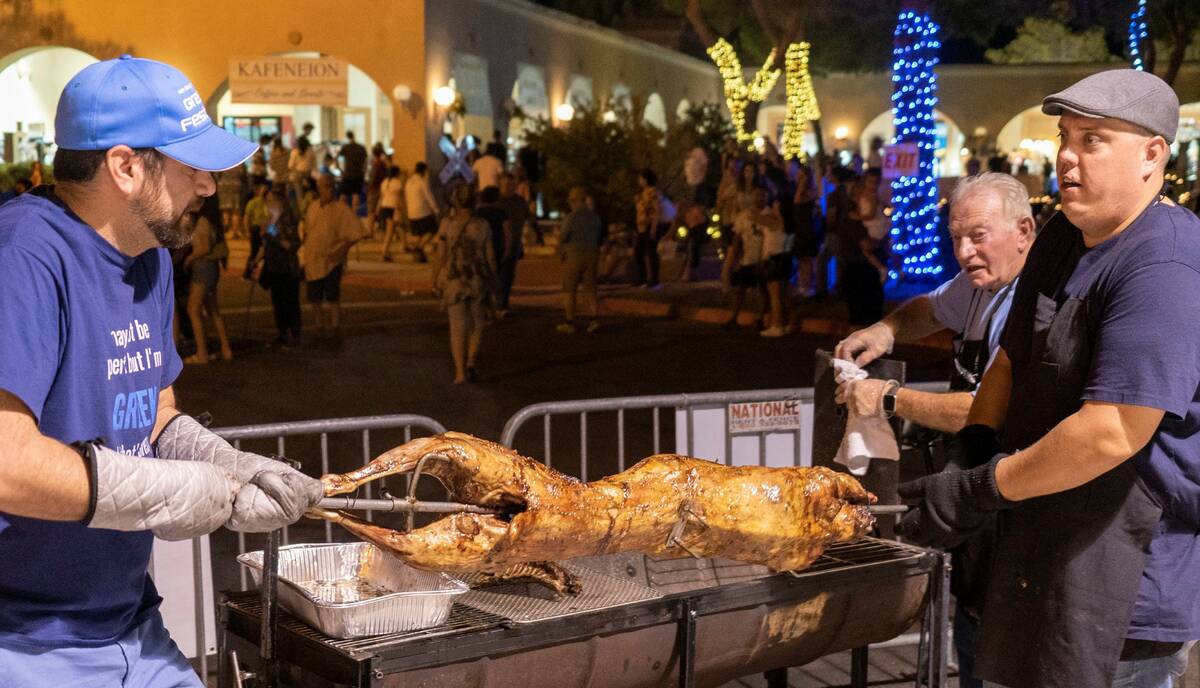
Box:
[508,62,549,150]
[0,46,98,165]
[211,52,394,162]
[996,105,1059,179]
[566,74,593,109]
[859,108,965,177]
[643,93,666,131]
[1175,102,1200,186]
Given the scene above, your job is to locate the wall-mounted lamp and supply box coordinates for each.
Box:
[554,102,576,122]
[392,84,412,103]
[834,126,850,140]
[433,85,458,108]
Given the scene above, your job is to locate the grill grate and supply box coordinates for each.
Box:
[799,538,926,575]
[459,564,662,624]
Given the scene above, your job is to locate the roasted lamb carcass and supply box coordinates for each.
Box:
[309,432,874,590]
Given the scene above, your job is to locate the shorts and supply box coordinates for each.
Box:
[409,216,438,236]
[762,253,795,282]
[563,251,598,292]
[190,259,219,295]
[340,177,364,197]
[306,264,344,303]
[0,612,202,688]
[378,207,396,221]
[731,264,761,288]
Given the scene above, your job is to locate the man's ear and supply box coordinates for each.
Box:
[1016,215,1036,252]
[1143,136,1170,181]
[104,146,139,196]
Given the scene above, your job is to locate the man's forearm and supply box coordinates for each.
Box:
[966,348,1012,429]
[880,296,943,344]
[994,402,1161,501]
[0,394,90,521]
[894,388,973,433]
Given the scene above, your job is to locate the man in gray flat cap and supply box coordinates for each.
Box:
[897,69,1198,687]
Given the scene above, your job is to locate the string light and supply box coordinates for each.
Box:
[1128,0,1149,71]
[707,38,780,147]
[780,42,821,160]
[889,10,944,281]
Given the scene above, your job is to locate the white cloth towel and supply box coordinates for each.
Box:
[832,358,900,476]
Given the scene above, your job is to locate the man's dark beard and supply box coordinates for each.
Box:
[131,187,193,249]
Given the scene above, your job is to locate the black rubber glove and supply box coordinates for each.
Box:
[946,423,1001,471]
[897,453,1015,549]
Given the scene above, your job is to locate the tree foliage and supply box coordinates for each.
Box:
[520,103,732,226]
[985,17,1118,64]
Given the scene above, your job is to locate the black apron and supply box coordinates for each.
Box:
[946,286,1009,618]
[974,234,1163,687]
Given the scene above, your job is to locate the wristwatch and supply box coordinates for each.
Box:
[881,380,901,419]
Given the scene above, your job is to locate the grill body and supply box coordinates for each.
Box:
[219,538,947,688]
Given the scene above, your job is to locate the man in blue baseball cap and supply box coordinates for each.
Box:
[0,55,323,687]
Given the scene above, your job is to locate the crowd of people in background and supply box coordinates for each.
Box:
[5,120,1200,383]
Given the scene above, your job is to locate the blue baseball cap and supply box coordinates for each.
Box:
[55,54,257,172]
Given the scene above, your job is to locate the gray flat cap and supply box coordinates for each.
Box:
[1042,69,1179,143]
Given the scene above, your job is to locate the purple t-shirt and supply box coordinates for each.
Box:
[0,188,183,647]
[1003,201,1200,641]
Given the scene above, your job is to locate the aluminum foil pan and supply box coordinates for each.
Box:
[238,542,468,638]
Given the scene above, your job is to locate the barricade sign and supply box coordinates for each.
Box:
[883,142,920,179]
[727,399,802,434]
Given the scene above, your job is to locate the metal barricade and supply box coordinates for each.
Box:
[175,413,446,682]
[499,388,813,475]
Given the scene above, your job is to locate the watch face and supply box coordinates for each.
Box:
[883,394,896,412]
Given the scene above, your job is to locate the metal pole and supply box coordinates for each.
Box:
[192,536,207,683]
[850,645,868,688]
[258,528,281,688]
[676,599,697,688]
[320,433,331,542]
[931,552,951,687]
[580,412,588,482]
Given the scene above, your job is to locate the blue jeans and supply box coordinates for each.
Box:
[982,641,1193,688]
[0,612,201,688]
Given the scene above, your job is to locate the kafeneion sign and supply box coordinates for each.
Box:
[229,56,348,106]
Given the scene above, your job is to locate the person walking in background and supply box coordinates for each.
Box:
[556,187,603,335]
[757,196,791,338]
[403,162,439,263]
[496,172,530,314]
[715,157,740,242]
[241,179,270,280]
[367,143,389,234]
[216,162,247,239]
[722,187,767,329]
[183,195,233,364]
[338,130,367,211]
[301,174,364,345]
[378,166,404,262]
[261,185,303,348]
[472,147,504,192]
[633,169,663,288]
[677,202,709,282]
[474,185,508,310]
[432,183,496,384]
[288,136,317,201]
[837,169,887,325]
[249,134,270,187]
[268,134,290,185]
[792,164,820,297]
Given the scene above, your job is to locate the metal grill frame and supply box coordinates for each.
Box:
[218,538,950,688]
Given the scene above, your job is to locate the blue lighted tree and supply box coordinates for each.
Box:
[889,8,943,281]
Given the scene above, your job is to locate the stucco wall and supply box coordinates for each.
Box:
[423,0,723,163]
[11,0,429,166]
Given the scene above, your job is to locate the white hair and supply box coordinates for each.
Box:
[949,172,1033,226]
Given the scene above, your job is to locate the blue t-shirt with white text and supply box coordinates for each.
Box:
[0,188,183,647]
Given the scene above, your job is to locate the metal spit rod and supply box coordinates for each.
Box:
[318,496,501,515]
[867,505,909,515]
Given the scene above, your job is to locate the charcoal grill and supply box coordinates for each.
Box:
[218,537,948,688]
